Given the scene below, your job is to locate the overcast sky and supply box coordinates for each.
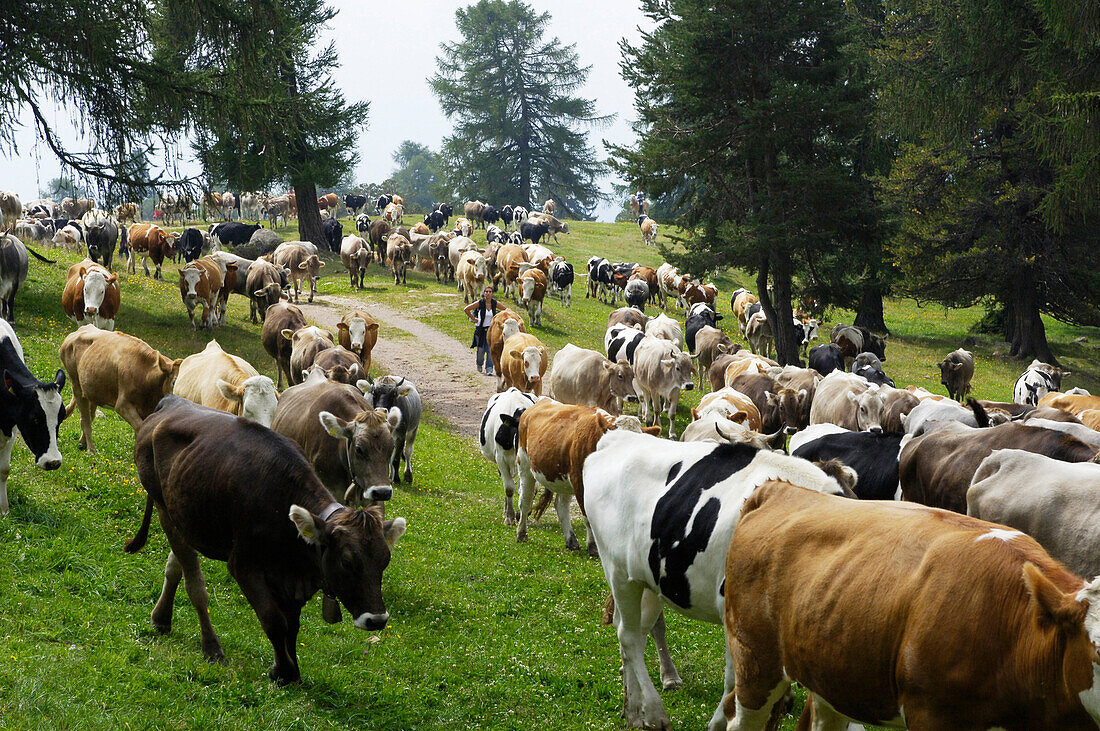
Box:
[3,0,650,221]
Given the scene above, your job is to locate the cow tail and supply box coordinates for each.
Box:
[25,245,56,264]
[966,397,990,428]
[530,487,554,521]
[124,493,154,553]
[601,592,616,625]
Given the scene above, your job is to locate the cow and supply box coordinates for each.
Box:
[692,386,763,431]
[624,279,648,311]
[283,326,334,386]
[210,221,262,249]
[633,336,696,438]
[792,426,906,500]
[446,235,479,283]
[726,373,783,433]
[13,218,51,244]
[500,332,547,395]
[456,251,488,305]
[586,257,614,302]
[334,311,378,378]
[482,205,500,226]
[685,302,721,353]
[337,235,369,290]
[766,365,820,434]
[127,223,173,279]
[842,323,888,361]
[541,199,555,216]
[360,376,421,485]
[386,234,411,285]
[743,310,772,358]
[604,323,647,365]
[452,217,473,238]
[691,326,732,389]
[60,326,182,452]
[261,302,308,389]
[177,257,226,329]
[969,449,1100,580]
[519,220,550,246]
[271,369,401,504]
[855,362,895,387]
[479,388,539,524]
[355,213,372,236]
[899,420,1099,513]
[342,193,367,217]
[497,243,528,299]
[0,235,28,324]
[881,386,920,433]
[173,227,202,263]
[550,344,637,415]
[375,194,393,215]
[320,217,342,253]
[720,480,1100,731]
[173,340,278,426]
[273,242,324,303]
[937,347,975,401]
[793,316,820,357]
[608,307,647,331]
[516,265,547,326]
[126,395,405,683]
[808,342,844,376]
[583,433,856,731]
[317,192,339,213]
[722,351,775,384]
[367,219,392,261]
[242,258,284,324]
[0,319,65,514]
[463,200,486,228]
[655,263,684,310]
[643,313,683,352]
[309,347,364,385]
[0,192,22,232]
[63,196,95,221]
[547,257,573,307]
[423,210,445,232]
[681,281,718,309]
[261,195,292,228]
[488,310,526,389]
[62,259,119,331]
[808,370,886,432]
[51,223,83,250]
[638,215,658,246]
[80,209,118,270]
[1039,390,1100,418]
[902,397,990,436]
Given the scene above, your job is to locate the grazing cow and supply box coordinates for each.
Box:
[284,326,334,386]
[809,370,886,432]
[547,257,573,307]
[127,223,173,278]
[244,258,285,324]
[604,323,647,365]
[497,243,528,298]
[360,376,421,485]
[386,234,411,285]
[808,342,844,377]
[355,213,372,235]
[210,221,262,249]
[938,347,975,401]
[261,302,308,389]
[480,389,539,524]
[456,251,488,304]
[62,258,119,330]
[516,266,547,326]
[969,449,1100,580]
[792,427,905,499]
[721,480,1100,731]
[14,218,51,243]
[423,210,445,232]
[500,332,548,395]
[273,242,324,303]
[463,200,486,228]
[335,311,379,377]
[321,218,342,253]
[586,257,614,302]
[634,336,696,438]
[0,319,65,514]
[624,279,648,311]
[127,395,405,683]
[638,215,658,246]
[81,209,118,270]
[685,302,721,353]
[488,309,526,389]
[583,434,855,730]
[177,257,226,329]
[339,235,370,290]
[174,340,278,426]
[550,344,637,415]
[60,326,182,451]
[900,420,1098,513]
[272,369,401,504]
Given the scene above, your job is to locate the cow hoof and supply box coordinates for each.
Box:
[268,665,300,685]
[587,545,600,559]
[566,537,582,552]
[516,531,528,543]
[661,678,683,691]
[204,644,226,664]
[151,619,171,635]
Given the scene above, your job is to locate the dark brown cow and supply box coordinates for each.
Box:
[311,345,364,384]
[261,301,308,389]
[729,372,782,434]
[126,395,405,684]
[899,421,1099,513]
[271,370,400,503]
[368,219,392,262]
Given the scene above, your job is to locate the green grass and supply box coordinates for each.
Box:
[0,214,1095,729]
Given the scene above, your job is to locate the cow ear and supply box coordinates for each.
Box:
[289,505,327,545]
[797,388,808,400]
[281,328,294,341]
[716,343,728,354]
[317,260,325,268]
[397,383,413,397]
[1023,562,1085,632]
[731,412,749,424]
[336,322,349,332]
[319,411,352,439]
[765,391,776,406]
[847,391,859,404]
[216,379,243,402]
[499,413,519,428]
[383,516,407,547]
[54,369,66,390]
[355,379,372,395]
[661,358,676,369]
[298,261,308,269]
[381,406,402,430]
[642,426,662,436]
[253,289,267,298]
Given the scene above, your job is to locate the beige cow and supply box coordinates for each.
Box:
[174,340,278,426]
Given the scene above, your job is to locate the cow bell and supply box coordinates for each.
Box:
[321,594,343,624]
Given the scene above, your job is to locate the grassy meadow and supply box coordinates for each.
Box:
[0,211,1096,729]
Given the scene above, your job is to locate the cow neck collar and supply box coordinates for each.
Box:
[341,437,364,496]
[320,501,344,522]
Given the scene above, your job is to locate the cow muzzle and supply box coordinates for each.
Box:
[683,382,695,391]
[37,455,61,470]
[784,426,798,436]
[868,426,883,434]
[353,612,389,631]
[84,307,98,316]
[363,485,393,501]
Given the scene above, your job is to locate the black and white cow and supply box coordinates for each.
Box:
[479,388,539,525]
[356,213,372,234]
[1013,359,1069,407]
[344,193,368,217]
[360,376,421,485]
[177,228,204,263]
[211,222,262,249]
[583,431,856,731]
[433,202,453,224]
[586,256,613,302]
[791,424,904,500]
[485,225,506,244]
[604,323,647,366]
[855,363,895,387]
[685,302,721,353]
[321,218,342,253]
[809,343,844,376]
[0,319,66,514]
[376,195,393,215]
[424,210,445,232]
[499,205,513,230]
[548,258,573,307]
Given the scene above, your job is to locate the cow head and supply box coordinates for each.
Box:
[81,269,111,317]
[217,375,278,427]
[0,368,66,472]
[179,266,204,300]
[604,360,638,404]
[289,504,405,631]
[318,407,400,502]
[847,385,886,433]
[299,255,325,282]
[502,318,522,342]
[766,387,811,434]
[253,282,283,318]
[510,346,544,389]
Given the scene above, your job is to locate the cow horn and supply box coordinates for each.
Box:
[764,428,788,451]
[714,423,732,442]
[343,484,358,503]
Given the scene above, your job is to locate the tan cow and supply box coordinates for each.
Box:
[456,250,488,304]
[722,351,774,385]
[488,309,526,389]
[383,202,402,229]
[336,311,379,376]
[128,223,173,279]
[273,242,324,303]
[0,192,21,232]
[693,325,733,388]
[1040,391,1100,417]
[310,346,364,384]
[639,216,658,246]
[245,258,285,324]
[261,301,308,389]
[173,340,278,426]
[386,234,411,285]
[550,343,638,415]
[497,243,528,299]
[500,332,547,395]
[340,235,371,290]
[692,387,763,430]
[731,289,759,337]
[411,221,430,235]
[114,202,139,225]
[60,325,182,451]
[317,192,338,211]
[463,200,486,228]
[541,199,555,215]
[62,259,120,331]
[283,325,335,386]
[178,257,226,329]
[1081,409,1100,431]
[723,480,1100,730]
[516,265,547,326]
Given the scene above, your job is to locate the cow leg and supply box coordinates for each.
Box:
[161,520,224,663]
[232,570,299,684]
[794,694,857,731]
[649,608,683,691]
[0,434,13,514]
[705,645,739,730]
[150,550,183,634]
[665,390,679,439]
[402,427,416,483]
[612,579,670,730]
[554,491,581,551]
[142,254,150,278]
[515,450,535,543]
[496,451,518,525]
[584,516,599,558]
[115,400,145,431]
[75,394,96,452]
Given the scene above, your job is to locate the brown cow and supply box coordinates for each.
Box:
[682,282,718,308]
[128,223,173,279]
[724,480,1100,730]
[245,258,285,324]
[62,258,120,331]
[178,257,226,329]
[317,192,338,211]
[630,266,660,307]
[880,386,920,433]
[729,372,782,433]
[1040,391,1100,417]
[694,325,733,389]
[310,346,364,384]
[607,306,647,330]
[114,202,139,225]
[60,325,182,451]
[766,365,821,434]
[336,311,379,376]
[497,243,528,299]
[127,394,405,684]
[340,235,371,290]
[709,352,739,392]
[273,242,324,303]
[639,217,658,246]
[386,233,411,285]
[261,301,308,389]
[368,219,391,261]
[463,200,486,228]
[516,265,547,326]
[938,347,976,401]
[692,387,763,431]
[731,289,759,337]
[283,325,334,386]
[488,309,526,390]
[500,332,547,395]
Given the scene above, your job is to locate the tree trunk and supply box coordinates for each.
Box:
[757,250,804,367]
[1005,276,1057,364]
[293,180,325,252]
[854,284,889,334]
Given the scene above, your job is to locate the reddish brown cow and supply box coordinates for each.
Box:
[128,223,174,280]
[62,258,120,331]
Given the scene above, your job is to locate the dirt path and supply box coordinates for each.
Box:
[294,294,498,437]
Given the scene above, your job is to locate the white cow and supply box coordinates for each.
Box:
[479,389,540,525]
[583,430,855,731]
[632,336,695,438]
[644,313,684,351]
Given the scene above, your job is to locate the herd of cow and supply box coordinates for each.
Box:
[8,184,1100,727]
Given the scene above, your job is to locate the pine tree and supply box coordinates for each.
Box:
[429,0,608,217]
[391,142,440,214]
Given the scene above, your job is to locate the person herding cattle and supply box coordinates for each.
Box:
[464,286,500,376]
